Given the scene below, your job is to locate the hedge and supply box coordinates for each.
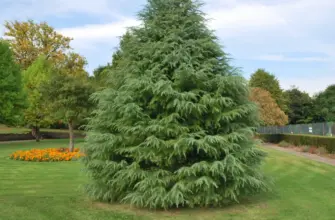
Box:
[0,132,85,142]
[257,134,335,153]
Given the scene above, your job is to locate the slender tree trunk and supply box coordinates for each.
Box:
[68,120,74,152]
[32,126,40,142]
[36,126,40,142]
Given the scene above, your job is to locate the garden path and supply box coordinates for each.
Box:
[263,143,335,166]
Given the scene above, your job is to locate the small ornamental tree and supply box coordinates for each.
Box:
[83,0,268,209]
[23,55,53,141]
[42,73,93,152]
[250,87,288,126]
[42,53,93,151]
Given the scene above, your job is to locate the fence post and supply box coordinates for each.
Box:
[328,122,333,137]
[323,123,325,136]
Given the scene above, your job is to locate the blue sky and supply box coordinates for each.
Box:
[1,0,334,95]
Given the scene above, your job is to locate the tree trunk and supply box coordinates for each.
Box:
[32,126,40,142]
[68,120,74,152]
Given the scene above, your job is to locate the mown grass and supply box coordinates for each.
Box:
[1,139,335,219]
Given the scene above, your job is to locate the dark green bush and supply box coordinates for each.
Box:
[258,134,335,153]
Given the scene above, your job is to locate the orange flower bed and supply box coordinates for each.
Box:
[10,148,84,162]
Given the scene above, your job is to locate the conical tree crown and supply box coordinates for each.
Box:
[84,0,267,209]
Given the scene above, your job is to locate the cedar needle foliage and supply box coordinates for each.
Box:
[83,0,268,209]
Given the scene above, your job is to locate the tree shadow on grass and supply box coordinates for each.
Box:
[89,191,279,219]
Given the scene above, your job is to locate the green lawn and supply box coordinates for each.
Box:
[1,140,335,220]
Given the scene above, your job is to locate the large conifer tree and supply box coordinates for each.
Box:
[84,0,267,209]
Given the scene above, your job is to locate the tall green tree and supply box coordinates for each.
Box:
[83,0,267,209]
[23,55,53,141]
[0,40,25,125]
[42,73,93,152]
[249,69,286,111]
[314,85,335,122]
[285,87,314,124]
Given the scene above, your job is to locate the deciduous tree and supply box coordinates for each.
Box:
[249,69,286,111]
[314,85,335,122]
[83,0,267,209]
[91,64,111,89]
[250,87,288,126]
[58,52,88,78]
[0,40,25,125]
[40,52,91,151]
[22,55,53,141]
[285,87,314,124]
[4,20,71,69]
[42,73,93,152]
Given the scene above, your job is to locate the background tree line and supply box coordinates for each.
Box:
[1,19,334,151]
[0,20,94,151]
[249,68,335,126]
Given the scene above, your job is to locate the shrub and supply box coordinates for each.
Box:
[308,146,318,154]
[257,134,335,153]
[302,146,310,153]
[316,147,327,155]
[10,148,84,162]
[278,141,290,148]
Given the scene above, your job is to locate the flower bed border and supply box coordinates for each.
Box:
[10,148,84,162]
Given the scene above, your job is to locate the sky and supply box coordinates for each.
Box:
[1,0,334,95]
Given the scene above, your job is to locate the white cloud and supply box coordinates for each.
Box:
[207,3,287,36]
[59,19,140,41]
[54,1,290,50]
[279,75,335,96]
[206,0,335,57]
[58,18,141,51]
